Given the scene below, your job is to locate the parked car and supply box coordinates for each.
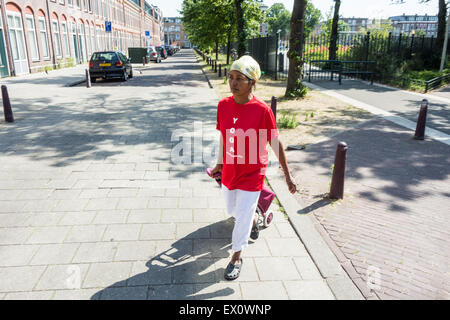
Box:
[156,46,168,59]
[89,51,133,82]
[164,45,174,56]
[147,46,161,63]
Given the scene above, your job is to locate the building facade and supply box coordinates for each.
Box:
[0,0,164,77]
[341,17,369,34]
[389,14,439,37]
[163,16,191,48]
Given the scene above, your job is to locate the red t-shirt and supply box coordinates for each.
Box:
[216,95,279,191]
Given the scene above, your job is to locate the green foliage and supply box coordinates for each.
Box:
[265,3,291,37]
[305,1,322,38]
[277,110,299,129]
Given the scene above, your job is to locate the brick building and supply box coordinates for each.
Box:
[163,16,191,48]
[389,14,439,37]
[0,0,164,77]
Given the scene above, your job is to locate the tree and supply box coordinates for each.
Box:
[329,0,341,61]
[235,0,247,56]
[266,3,291,37]
[305,1,322,38]
[285,0,308,98]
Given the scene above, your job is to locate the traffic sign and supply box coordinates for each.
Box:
[105,21,111,33]
[259,23,268,36]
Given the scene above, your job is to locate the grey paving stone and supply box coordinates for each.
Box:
[52,288,101,300]
[140,223,176,240]
[179,197,208,209]
[128,260,172,286]
[283,280,335,300]
[58,211,96,226]
[78,188,110,199]
[16,189,53,200]
[244,239,272,257]
[176,223,210,239]
[193,282,242,300]
[147,284,195,300]
[108,188,139,198]
[161,209,193,223]
[116,197,149,210]
[92,210,129,225]
[193,239,231,258]
[207,197,227,209]
[65,225,107,243]
[0,245,40,267]
[4,291,54,300]
[25,226,71,244]
[266,238,309,257]
[155,239,194,263]
[0,266,46,292]
[293,257,323,280]
[35,264,90,291]
[102,224,141,241]
[49,189,82,200]
[82,262,133,289]
[0,213,29,227]
[53,199,89,212]
[275,222,299,238]
[254,257,301,281]
[127,209,161,223]
[85,198,119,211]
[0,190,21,201]
[22,200,59,213]
[148,197,179,209]
[22,213,64,227]
[72,242,119,263]
[240,281,289,300]
[0,201,27,213]
[72,180,104,189]
[135,163,159,171]
[30,243,80,265]
[143,171,170,180]
[141,180,180,189]
[136,188,166,197]
[172,257,217,284]
[193,209,227,223]
[99,286,148,300]
[114,241,157,262]
[165,188,193,198]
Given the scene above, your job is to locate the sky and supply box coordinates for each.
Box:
[149,0,440,19]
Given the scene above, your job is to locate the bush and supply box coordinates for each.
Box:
[277,111,299,129]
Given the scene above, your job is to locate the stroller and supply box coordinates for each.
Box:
[206,168,275,227]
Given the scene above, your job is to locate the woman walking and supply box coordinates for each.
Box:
[210,55,297,280]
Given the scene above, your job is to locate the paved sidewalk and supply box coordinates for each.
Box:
[0,50,338,300]
[287,80,450,299]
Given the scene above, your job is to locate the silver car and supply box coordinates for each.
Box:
[147,46,161,63]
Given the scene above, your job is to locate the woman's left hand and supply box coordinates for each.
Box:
[285,173,297,194]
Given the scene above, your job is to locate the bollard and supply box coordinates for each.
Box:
[414,99,428,140]
[329,142,348,200]
[214,61,217,73]
[270,96,277,121]
[219,64,222,77]
[224,67,227,78]
[85,69,91,88]
[1,85,14,122]
[142,56,146,66]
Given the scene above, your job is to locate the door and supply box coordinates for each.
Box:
[6,11,29,75]
[0,15,10,77]
[71,22,79,63]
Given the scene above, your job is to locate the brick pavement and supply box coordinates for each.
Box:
[0,50,336,300]
[286,117,450,299]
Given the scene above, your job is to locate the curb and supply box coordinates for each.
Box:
[65,79,85,87]
[265,163,365,300]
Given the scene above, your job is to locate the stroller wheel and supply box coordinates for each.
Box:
[263,212,273,227]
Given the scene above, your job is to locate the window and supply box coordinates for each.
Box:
[52,20,62,57]
[176,26,180,32]
[59,0,65,4]
[76,0,81,9]
[38,17,50,59]
[61,21,70,57]
[68,0,73,6]
[176,33,180,40]
[26,15,39,61]
[7,13,27,61]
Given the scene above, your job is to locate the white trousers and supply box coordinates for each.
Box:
[221,184,261,252]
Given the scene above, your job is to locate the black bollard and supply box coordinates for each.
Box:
[270,96,277,121]
[414,99,428,140]
[224,68,227,78]
[85,69,91,88]
[142,56,146,66]
[219,64,222,77]
[1,85,14,122]
[214,61,217,73]
[329,142,348,200]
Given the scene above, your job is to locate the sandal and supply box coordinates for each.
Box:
[224,259,243,281]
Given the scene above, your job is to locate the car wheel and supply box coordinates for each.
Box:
[122,70,128,82]
[91,77,97,83]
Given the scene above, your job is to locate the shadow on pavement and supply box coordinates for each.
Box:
[90,219,236,300]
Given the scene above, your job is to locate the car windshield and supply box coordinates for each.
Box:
[92,52,117,62]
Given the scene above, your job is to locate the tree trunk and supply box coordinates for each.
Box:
[235,0,247,57]
[436,0,447,58]
[226,27,232,65]
[285,0,307,97]
[329,0,341,61]
[216,39,219,60]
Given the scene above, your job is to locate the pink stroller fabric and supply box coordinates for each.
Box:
[258,186,275,214]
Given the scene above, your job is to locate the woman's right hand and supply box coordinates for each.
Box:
[210,164,222,177]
